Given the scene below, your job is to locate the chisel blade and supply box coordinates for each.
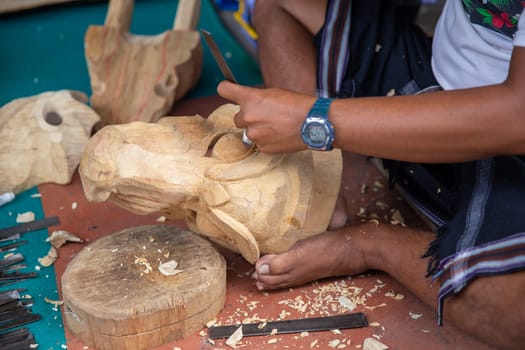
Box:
[200,29,238,83]
[208,312,368,339]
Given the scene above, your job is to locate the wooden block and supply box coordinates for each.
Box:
[85,0,203,125]
[62,225,226,350]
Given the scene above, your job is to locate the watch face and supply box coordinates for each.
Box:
[301,115,334,150]
[307,123,327,144]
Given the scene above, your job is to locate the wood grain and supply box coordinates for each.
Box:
[62,225,226,350]
[85,0,202,126]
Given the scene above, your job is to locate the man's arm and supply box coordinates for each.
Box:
[218,46,525,162]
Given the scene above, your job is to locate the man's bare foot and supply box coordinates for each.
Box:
[252,225,374,290]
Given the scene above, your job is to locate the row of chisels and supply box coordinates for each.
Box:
[0,215,61,348]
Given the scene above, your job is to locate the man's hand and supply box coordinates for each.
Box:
[217,81,316,153]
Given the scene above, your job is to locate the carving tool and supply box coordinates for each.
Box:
[0,327,36,350]
[200,29,254,146]
[200,29,238,83]
[208,312,368,338]
[0,216,60,241]
[0,240,28,252]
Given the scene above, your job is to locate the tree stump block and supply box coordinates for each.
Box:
[62,225,226,350]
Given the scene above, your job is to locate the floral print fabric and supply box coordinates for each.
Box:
[462,0,525,38]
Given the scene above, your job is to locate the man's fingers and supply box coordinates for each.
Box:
[217,80,240,102]
[218,80,258,103]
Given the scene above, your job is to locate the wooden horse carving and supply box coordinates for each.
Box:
[0,90,100,194]
[85,0,202,126]
[79,104,342,263]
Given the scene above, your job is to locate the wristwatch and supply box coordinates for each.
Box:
[300,97,335,151]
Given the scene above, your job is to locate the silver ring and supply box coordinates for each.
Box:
[242,129,253,146]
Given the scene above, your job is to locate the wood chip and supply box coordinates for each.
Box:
[225,325,243,348]
[16,211,35,223]
[158,260,183,276]
[38,247,58,267]
[409,312,423,320]
[384,290,405,300]
[47,230,84,248]
[44,297,64,307]
[363,337,388,350]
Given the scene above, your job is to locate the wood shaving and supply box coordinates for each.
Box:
[373,180,384,189]
[134,256,152,274]
[389,209,406,227]
[47,230,84,248]
[72,201,78,210]
[156,216,167,222]
[44,297,64,307]
[38,247,58,267]
[16,211,35,223]
[225,325,243,348]
[375,201,389,210]
[384,290,405,300]
[158,260,183,276]
[409,312,423,320]
[310,339,319,348]
[338,295,356,311]
[363,337,389,350]
[267,338,278,344]
[328,339,341,348]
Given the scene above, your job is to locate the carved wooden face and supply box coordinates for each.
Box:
[79,104,342,264]
[0,90,101,194]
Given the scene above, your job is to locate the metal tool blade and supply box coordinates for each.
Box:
[200,29,238,83]
[208,312,368,338]
[0,216,60,241]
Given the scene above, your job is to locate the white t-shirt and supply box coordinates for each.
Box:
[431,0,525,90]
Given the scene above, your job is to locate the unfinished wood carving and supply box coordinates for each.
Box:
[85,0,202,126]
[79,104,342,263]
[0,90,100,194]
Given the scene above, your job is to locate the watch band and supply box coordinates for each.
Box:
[301,97,335,151]
[307,97,334,119]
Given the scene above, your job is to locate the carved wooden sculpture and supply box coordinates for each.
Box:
[85,0,202,126]
[79,104,342,263]
[0,90,100,194]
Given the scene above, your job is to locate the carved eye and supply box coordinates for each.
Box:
[45,111,62,126]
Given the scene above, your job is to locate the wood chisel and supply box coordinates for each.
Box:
[200,29,238,83]
[208,312,368,338]
[0,216,60,241]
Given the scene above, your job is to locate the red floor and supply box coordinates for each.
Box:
[38,95,496,350]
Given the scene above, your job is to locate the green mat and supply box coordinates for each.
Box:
[0,1,261,348]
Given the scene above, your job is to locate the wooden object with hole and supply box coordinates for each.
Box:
[85,0,202,126]
[0,90,100,194]
[62,225,226,350]
[79,104,343,264]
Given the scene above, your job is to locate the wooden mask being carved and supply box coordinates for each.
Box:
[79,104,342,263]
[0,90,100,194]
